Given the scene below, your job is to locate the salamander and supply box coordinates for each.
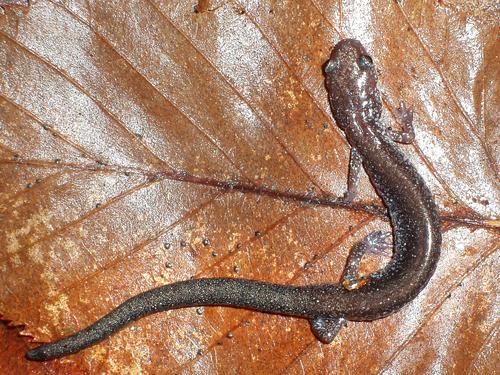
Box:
[26,39,441,361]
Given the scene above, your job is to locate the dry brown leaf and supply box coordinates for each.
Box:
[0,0,498,373]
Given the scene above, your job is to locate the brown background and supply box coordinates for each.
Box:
[0,0,498,373]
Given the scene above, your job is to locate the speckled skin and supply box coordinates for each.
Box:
[26,39,441,361]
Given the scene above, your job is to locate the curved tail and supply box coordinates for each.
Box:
[26,278,319,361]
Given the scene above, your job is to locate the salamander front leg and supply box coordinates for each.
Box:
[386,101,415,144]
[342,230,392,290]
[342,147,363,203]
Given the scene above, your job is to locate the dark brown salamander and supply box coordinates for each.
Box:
[26,39,441,361]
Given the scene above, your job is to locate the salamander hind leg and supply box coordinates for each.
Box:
[310,316,347,344]
[342,231,392,290]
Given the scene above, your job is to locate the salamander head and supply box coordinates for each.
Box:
[324,39,381,129]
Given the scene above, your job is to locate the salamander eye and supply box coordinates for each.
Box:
[324,59,340,73]
[357,54,373,69]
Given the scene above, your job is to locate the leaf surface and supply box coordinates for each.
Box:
[0,0,498,373]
